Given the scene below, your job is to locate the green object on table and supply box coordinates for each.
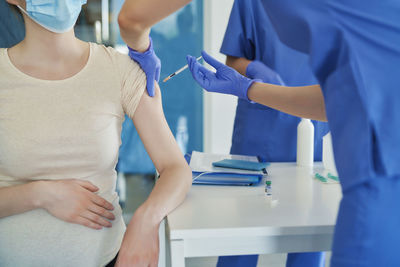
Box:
[315,173,327,183]
[327,173,339,181]
[266,180,271,186]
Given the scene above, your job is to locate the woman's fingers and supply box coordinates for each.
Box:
[81,210,112,228]
[74,179,99,192]
[88,204,115,221]
[71,180,114,211]
[91,194,114,211]
[76,216,103,230]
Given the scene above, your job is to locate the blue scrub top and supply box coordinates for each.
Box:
[220,0,329,162]
[0,2,25,48]
[261,0,400,190]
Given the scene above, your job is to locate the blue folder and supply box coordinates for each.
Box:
[212,159,269,172]
[185,154,264,186]
[192,171,263,186]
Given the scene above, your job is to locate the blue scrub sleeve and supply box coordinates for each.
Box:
[220,0,254,60]
[261,0,400,188]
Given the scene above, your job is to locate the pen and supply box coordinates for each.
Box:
[163,56,202,82]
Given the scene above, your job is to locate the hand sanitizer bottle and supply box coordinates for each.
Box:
[297,118,314,167]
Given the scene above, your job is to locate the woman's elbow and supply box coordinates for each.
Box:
[118,11,147,36]
[177,161,193,190]
[183,163,192,188]
[160,159,192,188]
[172,161,192,190]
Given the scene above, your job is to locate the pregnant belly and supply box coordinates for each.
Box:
[0,195,126,267]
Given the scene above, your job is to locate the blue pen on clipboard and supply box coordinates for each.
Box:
[163,56,202,82]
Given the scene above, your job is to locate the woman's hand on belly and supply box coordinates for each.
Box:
[39,179,116,230]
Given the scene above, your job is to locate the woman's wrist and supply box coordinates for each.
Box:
[246,80,263,102]
[30,180,51,209]
[133,201,164,227]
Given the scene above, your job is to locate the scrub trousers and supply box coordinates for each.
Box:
[217,252,325,267]
[331,175,400,267]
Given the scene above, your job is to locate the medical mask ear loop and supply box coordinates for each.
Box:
[16,5,29,18]
[17,5,76,34]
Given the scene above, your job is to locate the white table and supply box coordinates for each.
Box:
[165,163,342,267]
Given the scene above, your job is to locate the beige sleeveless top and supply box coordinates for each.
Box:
[0,43,146,267]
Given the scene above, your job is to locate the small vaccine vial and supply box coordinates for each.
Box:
[265,180,272,196]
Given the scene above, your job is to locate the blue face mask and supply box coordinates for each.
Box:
[18,0,87,33]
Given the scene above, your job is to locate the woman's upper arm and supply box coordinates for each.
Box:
[130,83,186,172]
[119,0,191,30]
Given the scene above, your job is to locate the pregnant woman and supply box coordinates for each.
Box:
[0,1,192,266]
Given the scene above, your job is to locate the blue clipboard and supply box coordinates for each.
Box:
[185,154,265,186]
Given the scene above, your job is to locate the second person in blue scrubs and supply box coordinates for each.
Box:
[217,0,329,267]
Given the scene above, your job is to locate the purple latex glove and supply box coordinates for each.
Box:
[128,37,161,97]
[246,60,285,85]
[186,51,259,101]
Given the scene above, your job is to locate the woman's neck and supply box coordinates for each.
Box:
[20,15,84,61]
[8,15,90,81]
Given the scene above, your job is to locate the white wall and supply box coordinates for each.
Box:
[203,0,236,154]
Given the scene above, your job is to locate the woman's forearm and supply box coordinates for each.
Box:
[226,56,251,76]
[128,82,192,224]
[118,0,191,51]
[0,181,44,218]
[247,82,327,121]
[135,164,192,225]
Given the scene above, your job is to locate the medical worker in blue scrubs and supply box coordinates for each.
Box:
[0,1,25,48]
[217,0,328,267]
[187,0,400,266]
